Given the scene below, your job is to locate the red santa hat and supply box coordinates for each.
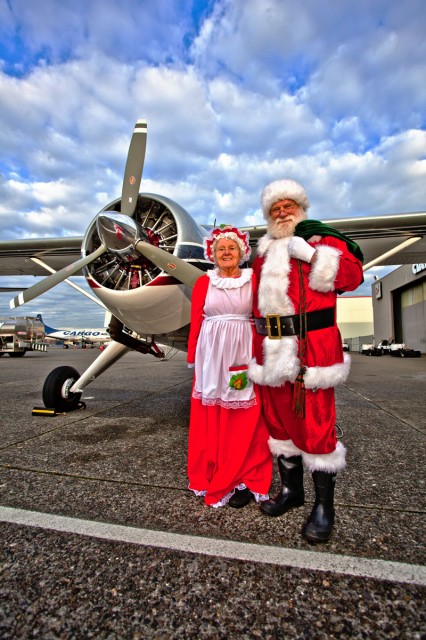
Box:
[204,225,251,265]
[261,179,310,219]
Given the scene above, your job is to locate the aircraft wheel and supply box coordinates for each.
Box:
[42,366,82,412]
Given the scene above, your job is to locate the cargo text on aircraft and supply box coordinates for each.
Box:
[33,315,111,346]
[63,331,106,337]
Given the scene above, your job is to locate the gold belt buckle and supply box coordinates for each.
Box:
[265,314,281,339]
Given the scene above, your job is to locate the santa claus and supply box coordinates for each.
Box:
[249,179,364,542]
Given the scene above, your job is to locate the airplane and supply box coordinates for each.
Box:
[0,118,425,413]
[35,314,111,348]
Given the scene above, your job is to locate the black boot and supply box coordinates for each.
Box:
[260,455,305,517]
[229,487,253,508]
[303,471,336,543]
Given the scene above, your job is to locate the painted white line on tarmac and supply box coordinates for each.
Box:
[1,506,425,587]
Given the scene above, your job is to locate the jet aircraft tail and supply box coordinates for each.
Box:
[35,314,57,335]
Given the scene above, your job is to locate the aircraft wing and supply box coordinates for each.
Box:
[242,212,426,269]
[0,237,83,276]
[0,212,425,278]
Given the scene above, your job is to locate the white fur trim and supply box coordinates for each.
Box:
[257,233,275,258]
[262,337,300,386]
[309,245,341,292]
[302,441,347,472]
[303,353,351,390]
[248,337,300,386]
[257,237,294,316]
[261,179,310,219]
[248,360,266,385]
[249,349,350,389]
[268,437,303,457]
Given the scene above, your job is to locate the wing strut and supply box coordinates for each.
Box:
[363,236,421,271]
[30,257,107,310]
[10,245,107,309]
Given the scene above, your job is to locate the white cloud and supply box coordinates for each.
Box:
[0,0,196,68]
[0,0,425,326]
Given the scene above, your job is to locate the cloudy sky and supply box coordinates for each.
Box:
[0,0,425,327]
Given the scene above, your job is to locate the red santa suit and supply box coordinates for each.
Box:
[249,232,363,472]
[187,268,272,507]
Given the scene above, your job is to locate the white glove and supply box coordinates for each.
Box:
[288,236,316,263]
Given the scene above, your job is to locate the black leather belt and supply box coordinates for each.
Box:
[254,307,335,339]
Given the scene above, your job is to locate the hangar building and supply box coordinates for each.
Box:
[371,263,426,353]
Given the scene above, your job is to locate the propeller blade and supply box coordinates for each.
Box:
[134,240,203,288]
[121,119,147,217]
[10,245,106,309]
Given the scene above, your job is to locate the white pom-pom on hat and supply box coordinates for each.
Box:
[261,179,310,219]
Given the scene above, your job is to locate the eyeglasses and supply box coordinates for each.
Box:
[215,246,239,252]
[270,203,298,216]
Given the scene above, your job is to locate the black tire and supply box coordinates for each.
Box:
[8,350,26,357]
[42,366,82,412]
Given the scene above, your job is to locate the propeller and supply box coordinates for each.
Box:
[97,212,203,288]
[9,120,148,309]
[134,242,203,287]
[121,120,147,217]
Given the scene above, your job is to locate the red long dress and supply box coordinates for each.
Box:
[187,268,272,507]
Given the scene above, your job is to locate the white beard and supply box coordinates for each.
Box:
[267,209,307,238]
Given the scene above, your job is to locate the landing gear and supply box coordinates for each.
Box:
[42,366,82,412]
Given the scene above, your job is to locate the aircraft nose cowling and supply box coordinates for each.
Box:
[97,212,148,262]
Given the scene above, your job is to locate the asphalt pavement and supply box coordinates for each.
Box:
[0,346,425,639]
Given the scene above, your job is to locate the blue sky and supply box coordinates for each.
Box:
[0,0,425,326]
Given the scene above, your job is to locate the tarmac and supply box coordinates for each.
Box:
[0,346,425,639]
